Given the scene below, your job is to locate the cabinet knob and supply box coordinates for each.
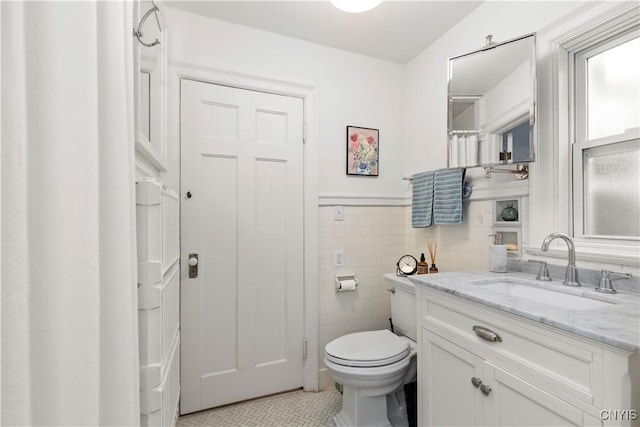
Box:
[471,377,482,388]
[480,384,492,396]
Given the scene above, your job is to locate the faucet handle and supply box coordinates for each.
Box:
[595,270,631,294]
[528,260,552,281]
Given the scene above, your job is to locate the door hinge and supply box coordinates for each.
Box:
[303,122,308,144]
[303,339,308,359]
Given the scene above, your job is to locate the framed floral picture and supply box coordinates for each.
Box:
[346,126,379,176]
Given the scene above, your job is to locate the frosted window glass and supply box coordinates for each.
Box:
[587,37,640,140]
[583,141,639,237]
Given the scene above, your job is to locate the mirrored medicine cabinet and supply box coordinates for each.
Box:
[448,34,536,169]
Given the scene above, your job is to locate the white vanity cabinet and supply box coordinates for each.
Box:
[423,331,594,426]
[417,286,639,427]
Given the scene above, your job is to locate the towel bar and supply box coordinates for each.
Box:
[483,164,528,179]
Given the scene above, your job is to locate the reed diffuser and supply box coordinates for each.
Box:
[427,243,438,273]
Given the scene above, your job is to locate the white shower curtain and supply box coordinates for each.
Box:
[2,2,139,425]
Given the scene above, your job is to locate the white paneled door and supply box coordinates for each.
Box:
[180,80,305,414]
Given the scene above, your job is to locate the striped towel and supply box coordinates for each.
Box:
[411,171,434,228]
[433,168,465,224]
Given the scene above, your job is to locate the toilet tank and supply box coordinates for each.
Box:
[384,273,417,341]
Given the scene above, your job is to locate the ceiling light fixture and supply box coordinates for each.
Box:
[330,0,383,13]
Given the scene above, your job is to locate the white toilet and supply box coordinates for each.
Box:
[324,274,417,427]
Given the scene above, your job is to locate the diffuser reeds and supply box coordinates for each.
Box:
[427,243,437,265]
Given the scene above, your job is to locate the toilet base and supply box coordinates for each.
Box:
[387,387,408,427]
[333,385,392,427]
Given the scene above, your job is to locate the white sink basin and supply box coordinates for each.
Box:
[470,277,617,310]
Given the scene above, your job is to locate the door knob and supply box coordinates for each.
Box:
[188,253,198,278]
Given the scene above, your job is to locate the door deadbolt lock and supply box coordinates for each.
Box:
[188,253,198,278]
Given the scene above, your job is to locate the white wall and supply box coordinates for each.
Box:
[401,1,584,286]
[164,8,406,200]
[318,206,404,388]
[403,1,583,178]
[162,1,593,394]
[163,6,408,394]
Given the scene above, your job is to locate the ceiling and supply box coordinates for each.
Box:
[165,1,483,64]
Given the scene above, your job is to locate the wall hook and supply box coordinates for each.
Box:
[133,4,161,48]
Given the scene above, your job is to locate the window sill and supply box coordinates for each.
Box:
[525,243,639,268]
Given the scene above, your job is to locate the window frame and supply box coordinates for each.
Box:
[528,2,640,268]
[573,28,639,145]
[571,28,640,242]
[572,130,640,241]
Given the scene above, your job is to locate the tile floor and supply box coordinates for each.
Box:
[177,388,342,427]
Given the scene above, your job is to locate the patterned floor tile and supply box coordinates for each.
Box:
[177,389,342,427]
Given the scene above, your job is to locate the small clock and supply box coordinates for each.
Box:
[396,254,418,276]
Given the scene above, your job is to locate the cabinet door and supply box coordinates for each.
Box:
[483,362,584,426]
[422,330,483,426]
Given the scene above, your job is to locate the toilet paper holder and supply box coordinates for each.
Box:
[335,271,358,292]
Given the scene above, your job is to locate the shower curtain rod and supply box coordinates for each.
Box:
[133,3,161,47]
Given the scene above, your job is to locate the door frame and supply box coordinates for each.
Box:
[168,61,320,392]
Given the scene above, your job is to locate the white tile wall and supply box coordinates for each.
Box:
[318,206,405,387]
[404,200,496,272]
[318,200,526,389]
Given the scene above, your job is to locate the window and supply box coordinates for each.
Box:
[571,30,640,241]
[529,3,639,267]
[501,120,531,163]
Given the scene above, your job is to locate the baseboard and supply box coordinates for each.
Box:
[318,368,334,391]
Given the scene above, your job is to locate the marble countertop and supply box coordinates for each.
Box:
[406,271,640,353]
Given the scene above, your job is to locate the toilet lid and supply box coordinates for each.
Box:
[325,330,410,368]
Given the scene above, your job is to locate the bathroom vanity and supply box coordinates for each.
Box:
[410,273,640,427]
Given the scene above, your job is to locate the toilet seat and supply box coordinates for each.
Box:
[325,330,410,368]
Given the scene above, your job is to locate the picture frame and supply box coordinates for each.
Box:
[346,126,379,176]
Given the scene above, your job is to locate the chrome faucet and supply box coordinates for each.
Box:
[540,232,581,287]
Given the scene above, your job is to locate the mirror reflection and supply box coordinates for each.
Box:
[448,34,536,168]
